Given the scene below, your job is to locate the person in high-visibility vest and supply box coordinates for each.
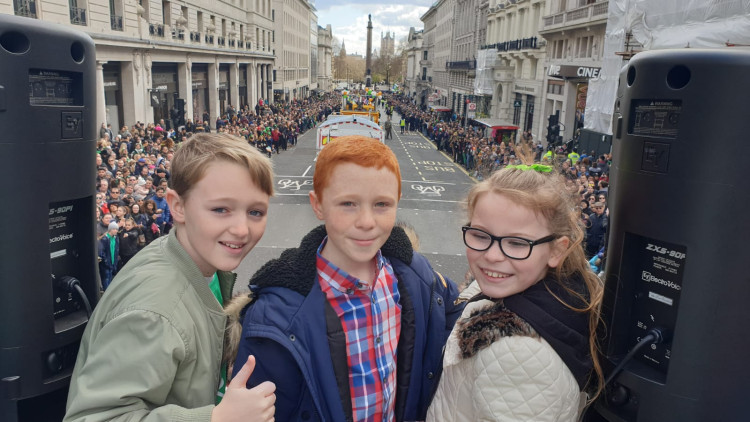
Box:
[400,118,406,134]
[543,149,554,162]
[567,148,580,165]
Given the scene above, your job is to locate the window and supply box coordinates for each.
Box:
[14,0,38,18]
[423,50,428,60]
[162,1,170,26]
[547,80,564,95]
[554,40,564,59]
[110,0,124,30]
[69,0,88,25]
[577,36,594,58]
[197,11,203,32]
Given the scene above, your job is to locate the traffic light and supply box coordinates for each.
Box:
[551,122,561,143]
[546,112,559,144]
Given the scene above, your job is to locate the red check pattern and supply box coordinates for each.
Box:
[317,239,401,422]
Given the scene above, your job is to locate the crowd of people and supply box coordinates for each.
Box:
[381,94,532,180]
[94,94,342,290]
[381,93,612,268]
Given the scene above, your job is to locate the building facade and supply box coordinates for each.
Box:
[380,31,395,57]
[539,0,608,143]
[448,0,488,118]
[271,0,315,101]
[485,0,547,136]
[317,24,333,92]
[403,27,423,102]
[421,0,455,108]
[420,7,437,106]
[3,0,276,129]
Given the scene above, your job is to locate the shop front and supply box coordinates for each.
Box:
[218,64,231,115]
[474,118,519,144]
[191,64,209,124]
[546,64,600,139]
[151,64,179,128]
[102,63,123,132]
[239,64,248,109]
[429,105,452,121]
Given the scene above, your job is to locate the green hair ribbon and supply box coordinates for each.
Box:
[506,164,553,173]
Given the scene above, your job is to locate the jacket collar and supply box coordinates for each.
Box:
[503,274,592,390]
[248,225,413,296]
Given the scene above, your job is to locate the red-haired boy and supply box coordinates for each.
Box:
[229,135,464,421]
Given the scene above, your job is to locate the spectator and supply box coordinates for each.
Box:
[118,217,139,270]
[142,199,161,245]
[97,221,120,291]
[96,213,114,239]
[151,186,170,232]
[586,202,608,258]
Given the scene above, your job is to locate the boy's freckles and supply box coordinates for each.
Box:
[310,163,400,282]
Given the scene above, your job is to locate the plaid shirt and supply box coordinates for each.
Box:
[317,239,401,422]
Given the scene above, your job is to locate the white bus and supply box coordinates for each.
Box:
[316,115,384,149]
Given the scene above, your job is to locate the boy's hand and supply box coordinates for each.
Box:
[211,355,275,422]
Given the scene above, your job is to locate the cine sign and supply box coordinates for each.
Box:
[547,64,601,79]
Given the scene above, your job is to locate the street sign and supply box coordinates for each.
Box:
[513,100,522,107]
[468,102,476,111]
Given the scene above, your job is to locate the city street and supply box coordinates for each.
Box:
[233,112,478,293]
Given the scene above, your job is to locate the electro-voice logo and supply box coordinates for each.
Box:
[642,271,681,291]
[50,233,74,243]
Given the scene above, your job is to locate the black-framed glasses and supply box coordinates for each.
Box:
[462,226,558,260]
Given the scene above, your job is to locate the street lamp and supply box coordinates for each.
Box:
[385,58,391,87]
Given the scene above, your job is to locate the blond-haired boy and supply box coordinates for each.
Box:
[65,133,276,422]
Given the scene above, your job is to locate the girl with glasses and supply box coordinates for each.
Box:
[427,152,604,421]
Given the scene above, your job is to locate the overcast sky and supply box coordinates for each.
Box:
[315,0,432,56]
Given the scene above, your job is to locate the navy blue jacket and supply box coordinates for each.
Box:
[233,225,463,422]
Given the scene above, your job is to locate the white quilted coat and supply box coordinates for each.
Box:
[426,298,583,422]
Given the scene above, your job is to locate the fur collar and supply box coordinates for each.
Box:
[456,299,537,359]
[247,224,414,296]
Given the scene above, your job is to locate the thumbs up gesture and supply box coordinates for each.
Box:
[211,355,276,422]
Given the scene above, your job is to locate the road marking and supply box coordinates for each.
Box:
[410,184,446,196]
[277,179,313,191]
[402,179,456,185]
[399,197,464,204]
[302,165,312,177]
[416,131,475,180]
